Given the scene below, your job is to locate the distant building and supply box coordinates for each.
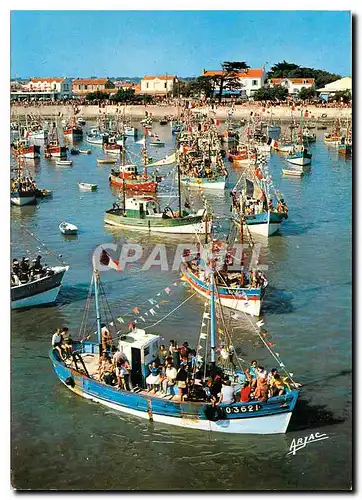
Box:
[72,78,116,95]
[140,75,176,95]
[316,77,352,100]
[202,68,266,98]
[10,77,72,100]
[269,77,315,95]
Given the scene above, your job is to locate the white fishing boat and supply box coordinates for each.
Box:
[78,182,98,191]
[56,159,73,166]
[79,149,92,155]
[282,168,304,177]
[59,221,78,235]
[286,147,312,166]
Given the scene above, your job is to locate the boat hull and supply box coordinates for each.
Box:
[15,145,41,159]
[181,264,263,316]
[109,174,158,192]
[10,192,36,206]
[104,212,211,234]
[286,156,312,166]
[50,346,298,435]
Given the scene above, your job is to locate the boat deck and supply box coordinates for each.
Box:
[72,352,201,403]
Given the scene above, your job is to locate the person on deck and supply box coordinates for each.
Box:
[217,378,235,404]
[61,327,73,357]
[52,329,65,361]
[175,362,188,400]
[163,361,178,396]
[240,380,252,402]
[101,323,113,353]
[146,361,161,393]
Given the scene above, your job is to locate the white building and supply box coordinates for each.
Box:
[202,68,266,98]
[17,77,73,100]
[316,77,352,99]
[269,77,315,95]
[140,75,176,95]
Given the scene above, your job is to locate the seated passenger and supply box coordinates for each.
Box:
[52,328,65,361]
[163,361,178,396]
[240,381,252,402]
[146,361,161,393]
[61,327,73,357]
[271,374,286,396]
[99,352,115,385]
[217,378,235,404]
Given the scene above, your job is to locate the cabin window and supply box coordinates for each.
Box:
[144,346,150,356]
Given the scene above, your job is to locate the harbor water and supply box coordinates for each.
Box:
[11,123,352,490]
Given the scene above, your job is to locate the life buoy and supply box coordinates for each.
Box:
[204,405,225,421]
[65,376,75,388]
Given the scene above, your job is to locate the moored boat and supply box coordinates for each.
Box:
[78,182,98,191]
[97,158,118,165]
[56,159,73,166]
[12,265,69,309]
[105,196,211,234]
[59,221,78,235]
[282,168,304,177]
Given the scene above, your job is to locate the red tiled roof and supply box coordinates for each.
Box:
[31,77,65,83]
[271,78,315,84]
[203,69,264,78]
[142,75,176,81]
[72,78,111,85]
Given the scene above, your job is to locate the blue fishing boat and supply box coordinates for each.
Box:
[49,267,299,434]
[231,171,288,237]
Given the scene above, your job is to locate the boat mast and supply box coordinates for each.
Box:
[177,161,182,216]
[93,267,102,353]
[209,271,216,366]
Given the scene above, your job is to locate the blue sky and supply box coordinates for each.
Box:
[10,10,352,78]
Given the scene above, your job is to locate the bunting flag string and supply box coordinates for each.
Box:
[110,279,181,327]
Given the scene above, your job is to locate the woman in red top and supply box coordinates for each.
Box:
[240,381,252,402]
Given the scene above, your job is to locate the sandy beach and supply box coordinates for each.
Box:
[10,103,352,122]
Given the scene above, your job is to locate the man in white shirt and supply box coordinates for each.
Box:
[218,378,235,404]
[52,330,65,361]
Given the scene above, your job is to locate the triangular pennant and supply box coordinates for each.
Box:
[200,333,207,339]
[149,308,156,316]
[117,316,125,324]
[140,316,146,322]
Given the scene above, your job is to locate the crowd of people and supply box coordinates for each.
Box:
[11,255,52,286]
[11,176,37,194]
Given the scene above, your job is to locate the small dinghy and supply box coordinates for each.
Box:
[79,149,91,154]
[97,158,117,165]
[59,221,78,235]
[70,148,80,155]
[56,159,73,166]
[78,182,98,191]
[282,168,304,177]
